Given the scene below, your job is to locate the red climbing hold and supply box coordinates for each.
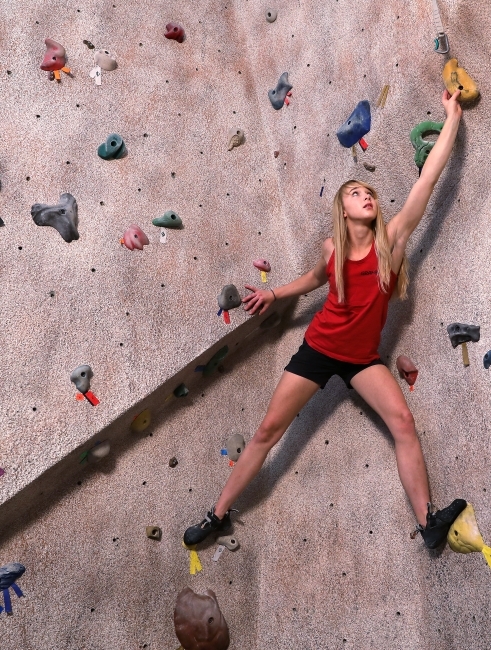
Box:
[165,22,185,43]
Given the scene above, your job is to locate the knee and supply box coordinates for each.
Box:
[253,417,284,447]
[390,408,416,440]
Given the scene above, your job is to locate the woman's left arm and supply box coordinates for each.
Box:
[387,89,462,252]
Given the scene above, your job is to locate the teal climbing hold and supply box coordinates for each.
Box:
[410,121,444,169]
[203,346,229,377]
[152,210,183,229]
[97,133,127,160]
[173,383,189,398]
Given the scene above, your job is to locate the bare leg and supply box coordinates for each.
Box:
[214,371,319,518]
[349,364,430,526]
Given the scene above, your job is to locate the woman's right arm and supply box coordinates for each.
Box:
[243,239,331,315]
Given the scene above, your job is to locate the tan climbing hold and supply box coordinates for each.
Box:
[227,128,245,151]
[442,59,479,103]
[130,408,151,432]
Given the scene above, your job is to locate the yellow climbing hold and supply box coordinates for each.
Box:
[442,59,479,103]
[130,408,151,433]
[182,541,203,575]
[447,503,491,569]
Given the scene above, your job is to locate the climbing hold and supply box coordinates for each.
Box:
[174,587,230,650]
[268,72,293,110]
[410,121,444,170]
[169,457,179,468]
[94,49,117,71]
[274,151,279,158]
[131,409,151,432]
[31,193,79,243]
[447,322,480,367]
[0,217,4,227]
[40,38,67,71]
[216,535,239,551]
[87,440,110,462]
[447,503,491,569]
[83,40,95,50]
[376,84,390,108]
[266,9,277,22]
[396,355,418,389]
[97,133,126,160]
[152,210,183,229]
[203,346,229,377]
[121,225,149,251]
[146,526,162,540]
[253,259,271,273]
[260,311,281,329]
[483,351,491,369]
[0,563,25,591]
[218,285,241,311]
[174,383,189,398]
[227,128,245,151]
[336,101,371,148]
[363,162,376,172]
[70,364,93,394]
[165,22,185,43]
[442,59,479,103]
[226,434,245,462]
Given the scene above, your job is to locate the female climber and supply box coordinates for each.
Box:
[184,89,465,550]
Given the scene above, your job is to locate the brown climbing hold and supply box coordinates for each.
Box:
[442,59,479,103]
[165,22,185,43]
[227,128,245,151]
[396,355,418,387]
[146,526,162,540]
[174,587,230,650]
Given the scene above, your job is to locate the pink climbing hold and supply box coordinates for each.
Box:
[164,22,185,43]
[253,258,271,272]
[40,38,67,71]
[121,225,150,251]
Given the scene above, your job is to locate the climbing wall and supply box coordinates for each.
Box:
[1,0,491,648]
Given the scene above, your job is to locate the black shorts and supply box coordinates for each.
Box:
[284,339,384,389]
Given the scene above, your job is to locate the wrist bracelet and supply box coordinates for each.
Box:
[271,289,277,301]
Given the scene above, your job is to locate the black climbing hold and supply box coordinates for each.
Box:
[83,39,95,49]
[268,72,292,110]
[174,383,189,398]
[97,133,127,160]
[169,457,178,468]
[336,100,371,148]
[447,323,480,348]
[484,351,491,369]
[31,193,79,242]
[218,284,241,310]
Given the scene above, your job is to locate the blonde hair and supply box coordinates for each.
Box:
[332,179,409,303]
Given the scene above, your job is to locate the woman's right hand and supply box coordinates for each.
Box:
[242,284,276,315]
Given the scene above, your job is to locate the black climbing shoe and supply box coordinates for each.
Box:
[416,499,467,549]
[183,507,235,546]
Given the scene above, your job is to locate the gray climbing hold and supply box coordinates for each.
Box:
[268,72,292,110]
[227,128,245,151]
[0,563,25,590]
[266,8,277,22]
[226,433,245,461]
[216,534,240,551]
[88,440,110,462]
[94,49,117,71]
[218,284,241,310]
[447,322,480,348]
[363,162,376,172]
[152,210,182,229]
[97,133,127,160]
[260,311,281,329]
[70,365,93,394]
[31,193,79,242]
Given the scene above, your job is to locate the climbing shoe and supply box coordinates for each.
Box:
[415,499,467,549]
[183,507,236,546]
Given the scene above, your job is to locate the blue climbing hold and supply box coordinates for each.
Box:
[0,563,25,615]
[336,100,371,148]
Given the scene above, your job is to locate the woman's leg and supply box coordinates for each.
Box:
[349,364,430,526]
[214,371,320,518]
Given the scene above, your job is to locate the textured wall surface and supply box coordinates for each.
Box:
[1,0,491,648]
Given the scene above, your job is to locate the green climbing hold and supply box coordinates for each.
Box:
[173,383,189,398]
[152,210,182,229]
[97,133,127,160]
[410,121,444,170]
[203,346,229,377]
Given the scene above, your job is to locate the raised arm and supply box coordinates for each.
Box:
[243,239,332,315]
[387,90,462,264]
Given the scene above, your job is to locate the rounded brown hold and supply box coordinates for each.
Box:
[169,456,178,468]
[396,355,418,386]
[174,587,230,650]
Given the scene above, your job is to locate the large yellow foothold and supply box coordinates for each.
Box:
[442,59,480,103]
[447,503,491,569]
[130,408,151,433]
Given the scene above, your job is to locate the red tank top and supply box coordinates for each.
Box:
[304,241,398,363]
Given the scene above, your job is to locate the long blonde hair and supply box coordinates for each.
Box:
[332,179,409,303]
